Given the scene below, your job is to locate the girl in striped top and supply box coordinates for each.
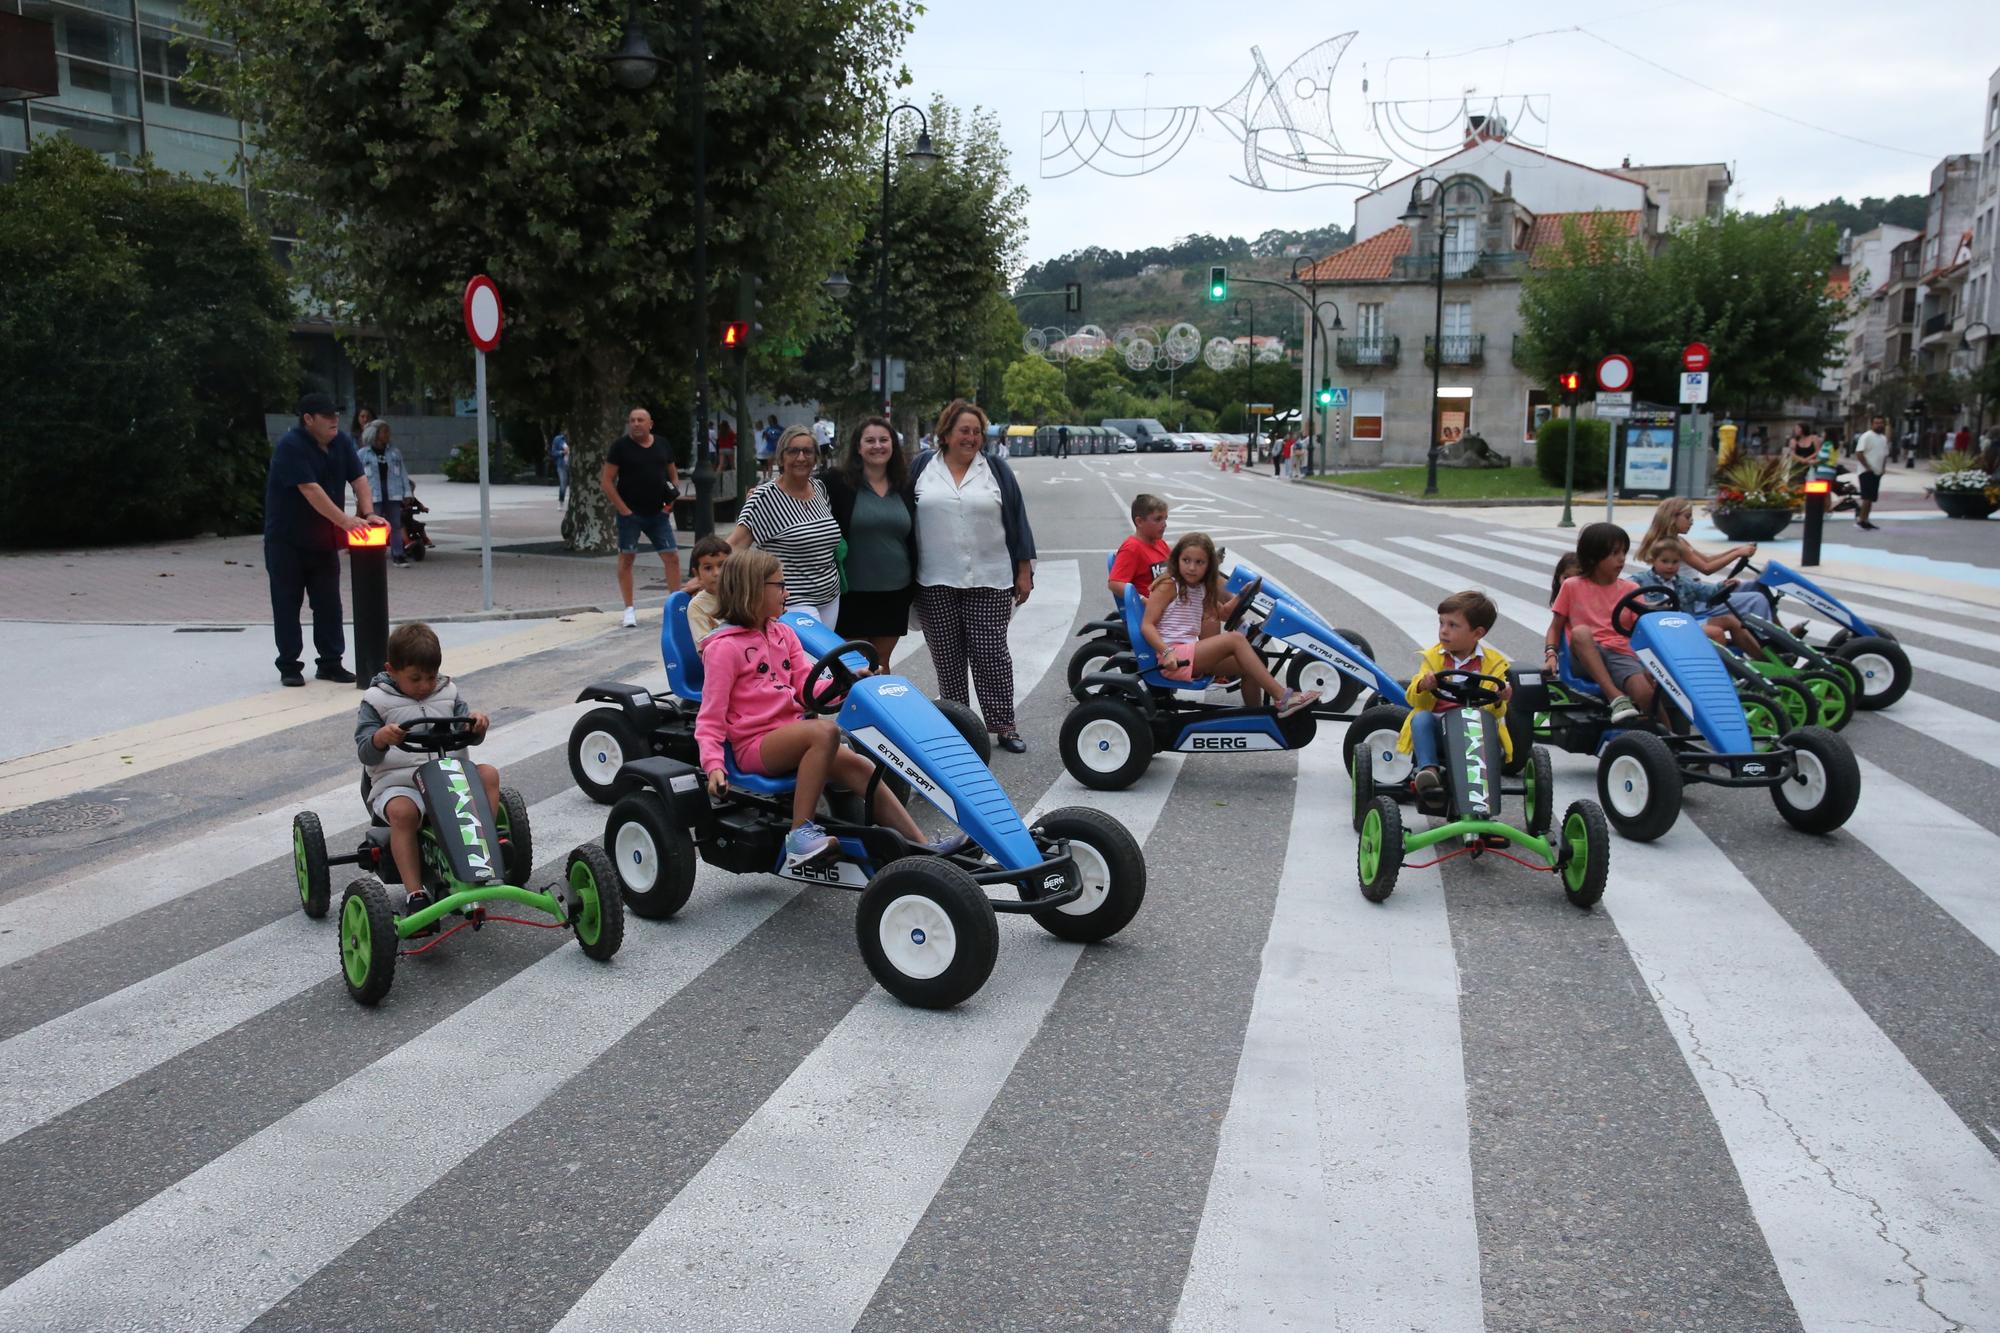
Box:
[728,426,844,623]
[1141,533,1319,716]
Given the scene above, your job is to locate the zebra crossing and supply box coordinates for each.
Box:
[5,510,2000,1330]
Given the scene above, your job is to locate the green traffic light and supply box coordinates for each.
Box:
[1208,265,1226,302]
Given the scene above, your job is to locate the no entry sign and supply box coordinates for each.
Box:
[463,275,504,352]
[1595,354,1634,393]
[1682,342,1710,373]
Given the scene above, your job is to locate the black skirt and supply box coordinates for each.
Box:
[837,585,915,638]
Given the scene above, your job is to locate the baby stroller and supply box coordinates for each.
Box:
[400,486,435,562]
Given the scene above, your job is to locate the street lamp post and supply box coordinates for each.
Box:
[1400,176,1453,497]
[1289,256,1318,472]
[876,103,939,424]
[1314,298,1345,471]
[1963,322,1992,448]
[1233,297,1255,460]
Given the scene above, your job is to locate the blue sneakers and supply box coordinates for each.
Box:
[928,832,973,857]
[784,821,838,869]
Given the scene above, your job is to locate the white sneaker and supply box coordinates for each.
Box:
[1608,695,1640,723]
[621,606,637,628]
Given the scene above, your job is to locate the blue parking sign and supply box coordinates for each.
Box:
[1327,387,1349,408]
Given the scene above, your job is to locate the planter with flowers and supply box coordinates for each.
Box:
[1930,454,1999,519]
[1708,456,1800,541]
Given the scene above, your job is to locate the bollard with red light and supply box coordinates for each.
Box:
[348,519,391,688]
[1800,474,1831,569]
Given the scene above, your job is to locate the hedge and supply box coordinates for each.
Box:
[1534,415,1612,489]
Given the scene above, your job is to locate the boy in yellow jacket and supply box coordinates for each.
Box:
[1399,590,1512,805]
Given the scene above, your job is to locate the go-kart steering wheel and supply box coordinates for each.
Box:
[1610,585,1678,637]
[1430,669,1508,709]
[1224,577,1263,633]
[394,715,484,753]
[1725,552,1760,579]
[802,638,884,713]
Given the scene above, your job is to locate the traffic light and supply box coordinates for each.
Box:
[1208,266,1227,301]
[1315,379,1333,408]
[1063,280,1083,314]
[734,271,764,350]
[1558,370,1580,397]
[721,320,750,349]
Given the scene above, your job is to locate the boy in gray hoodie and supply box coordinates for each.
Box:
[355,622,500,907]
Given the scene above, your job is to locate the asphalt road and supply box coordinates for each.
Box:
[3,453,1998,1332]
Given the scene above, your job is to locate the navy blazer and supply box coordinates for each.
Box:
[907,448,1037,571]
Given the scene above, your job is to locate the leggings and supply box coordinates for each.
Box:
[917,584,1017,732]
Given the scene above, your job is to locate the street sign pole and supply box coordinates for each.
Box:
[1593,355,1636,525]
[475,347,492,611]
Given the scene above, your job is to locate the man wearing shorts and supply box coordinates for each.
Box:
[1853,415,1889,531]
[599,406,682,628]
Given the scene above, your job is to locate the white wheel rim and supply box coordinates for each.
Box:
[580,730,625,786]
[1077,718,1133,773]
[1780,750,1829,810]
[613,820,659,892]
[1368,729,1412,785]
[1296,660,1339,695]
[878,893,957,979]
[1605,754,1652,818]
[1078,652,1114,695]
[1057,840,1112,917]
[1851,652,1893,697]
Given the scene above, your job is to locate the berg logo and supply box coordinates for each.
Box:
[1658,616,1691,629]
[1041,872,1066,894]
[878,683,909,697]
[1741,761,1767,777]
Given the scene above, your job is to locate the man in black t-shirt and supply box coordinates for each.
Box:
[262,392,380,686]
[598,406,682,627]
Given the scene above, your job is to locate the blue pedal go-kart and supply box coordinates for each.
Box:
[1508,586,1861,842]
[1725,555,1912,711]
[1058,571,1405,790]
[1351,670,1609,910]
[597,632,1146,1009]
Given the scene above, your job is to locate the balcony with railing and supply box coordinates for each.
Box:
[1922,310,1952,337]
[1335,335,1400,367]
[1391,250,1527,282]
[1423,334,1486,367]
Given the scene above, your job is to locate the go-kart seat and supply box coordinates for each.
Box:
[1556,638,1603,700]
[661,591,704,703]
[1120,585,1214,691]
[723,744,796,797]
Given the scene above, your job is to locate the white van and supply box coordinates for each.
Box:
[1101,418,1171,453]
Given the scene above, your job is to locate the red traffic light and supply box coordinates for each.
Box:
[1558,371,1580,394]
[722,320,749,348]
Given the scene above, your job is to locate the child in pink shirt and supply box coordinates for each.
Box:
[1545,522,1654,724]
[696,549,966,870]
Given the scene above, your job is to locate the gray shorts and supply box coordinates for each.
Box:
[369,780,422,822]
[1598,646,1646,691]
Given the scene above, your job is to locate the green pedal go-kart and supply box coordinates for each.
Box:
[291,716,623,1005]
[1351,670,1610,910]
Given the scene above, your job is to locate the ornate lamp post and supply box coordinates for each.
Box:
[876,103,939,418]
[1400,175,1454,496]
[1289,255,1318,469]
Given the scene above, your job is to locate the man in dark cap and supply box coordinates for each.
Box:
[263,392,379,686]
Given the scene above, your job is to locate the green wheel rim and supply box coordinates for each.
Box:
[1775,684,1809,729]
[1830,659,1862,699]
[341,894,372,987]
[1349,753,1363,820]
[569,859,602,947]
[1811,678,1848,728]
[1744,700,1781,748]
[294,826,310,907]
[1358,808,1383,881]
[1523,756,1539,825]
[1562,812,1591,893]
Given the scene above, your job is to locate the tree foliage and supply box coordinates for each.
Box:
[1000,357,1072,425]
[0,139,292,548]
[1789,194,1926,236]
[190,0,918,551]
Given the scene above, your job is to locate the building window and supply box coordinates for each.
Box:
[1354,303,1387,362]
[1436,302,1475,362]
[1443,182,1481,277]
[1352,388,1385,441]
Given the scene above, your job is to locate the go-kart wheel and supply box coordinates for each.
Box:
[1764,677,1818,732]
[856,858,999,1009]
[338,876,398,1006]
[1524,745,1555,838]
[565,843,626,961]
[1285,654,1361,715]
[1770,726,1861,835]
[932,696,994,764]
[569,708,644,805]
[407,541,425,562]
[1502,669,1538,777]
[1357,796,1402,904]
[1595,731,1682,843]
[1738,683,1785,750]
[1350,746,1376,832]
[1830,634,1911,710]
[1028,806,1146,943]
[1068,637,1123,703]
[294,811,330,919]
[1558,800,1610,909]
[1342,703,1412,792]
[1795,668,1854,732]
[1059,699,1154,791]
[604,792,697,919]
[496,786,533,886]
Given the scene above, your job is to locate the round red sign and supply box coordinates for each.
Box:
[1595,354,1634,393]
[463,275,503,352]
[1682,342,1710,373]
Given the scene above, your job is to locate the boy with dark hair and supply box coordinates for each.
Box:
[685,534,731,643]
[1399,590,1513,808]
[355,622,500,910]
[1108,493,1170,603]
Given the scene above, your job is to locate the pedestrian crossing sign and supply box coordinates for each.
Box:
[1326,387,1349,408]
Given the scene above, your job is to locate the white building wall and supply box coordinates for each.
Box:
[1354,141,1647,236]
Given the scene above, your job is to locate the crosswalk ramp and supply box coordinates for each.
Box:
[4,550,2000,1330]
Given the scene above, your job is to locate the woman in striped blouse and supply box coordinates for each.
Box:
[728,425,843,624]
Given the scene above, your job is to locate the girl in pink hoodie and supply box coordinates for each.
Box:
[696,550,967,870]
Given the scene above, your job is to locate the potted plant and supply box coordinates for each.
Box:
[1929,453,1999,519]
[1709,456,1800,541]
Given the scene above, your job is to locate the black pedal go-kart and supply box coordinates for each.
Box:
[291,716,622,1005]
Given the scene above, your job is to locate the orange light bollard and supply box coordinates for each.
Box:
[348,519,391,688]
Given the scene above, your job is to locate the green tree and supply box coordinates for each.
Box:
[1001,356,1073,424]
[191,0,918,552]
[0,139,292,547]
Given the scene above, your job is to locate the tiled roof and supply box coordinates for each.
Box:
[1522,210,1641,259]
[1303,227,1411,281]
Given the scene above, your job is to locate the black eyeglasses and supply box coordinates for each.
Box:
[766,579,787,589]
[782,447,817,458]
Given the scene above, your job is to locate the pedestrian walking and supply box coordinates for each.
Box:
[599,406,682,629]
[263,391,378,687]
[550,427,569,503]
[912,399,1036,754]
[729,426,843,624]
[758,415,781,479]
[716,417,736,468]
[1057,424,1070,459]
[812,411,836,464]
[1852,415,1889,531]
[822,416,918,664]
[360,419,412,566]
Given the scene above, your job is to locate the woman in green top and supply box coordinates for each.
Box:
[821,416,917,663]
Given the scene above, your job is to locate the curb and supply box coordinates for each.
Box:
[1298,480,1604,509]
[0,604,610,629]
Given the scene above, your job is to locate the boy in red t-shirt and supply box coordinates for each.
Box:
[1108,493,1170,604]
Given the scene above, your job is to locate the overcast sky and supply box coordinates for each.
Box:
[898,1,2000,268]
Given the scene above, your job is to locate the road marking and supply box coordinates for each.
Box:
[0,786,607,1147]
[1257,544,1439,647]
[1846,757,2000,960]
[1175,743,1479,1331]
[1331,540,1548,643]
[1007,560,1080,703]
[553,762,1186,1332]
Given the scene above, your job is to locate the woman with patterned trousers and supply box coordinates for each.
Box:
[910,400,1036,754]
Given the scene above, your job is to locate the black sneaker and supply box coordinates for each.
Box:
[280,671,305,687]
[1414,766,1442,800]
[316,663,358,683]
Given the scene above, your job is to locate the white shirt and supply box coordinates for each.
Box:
[812,419,835,446]
[1854,429,1888,475]
[915,452,1012,589]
